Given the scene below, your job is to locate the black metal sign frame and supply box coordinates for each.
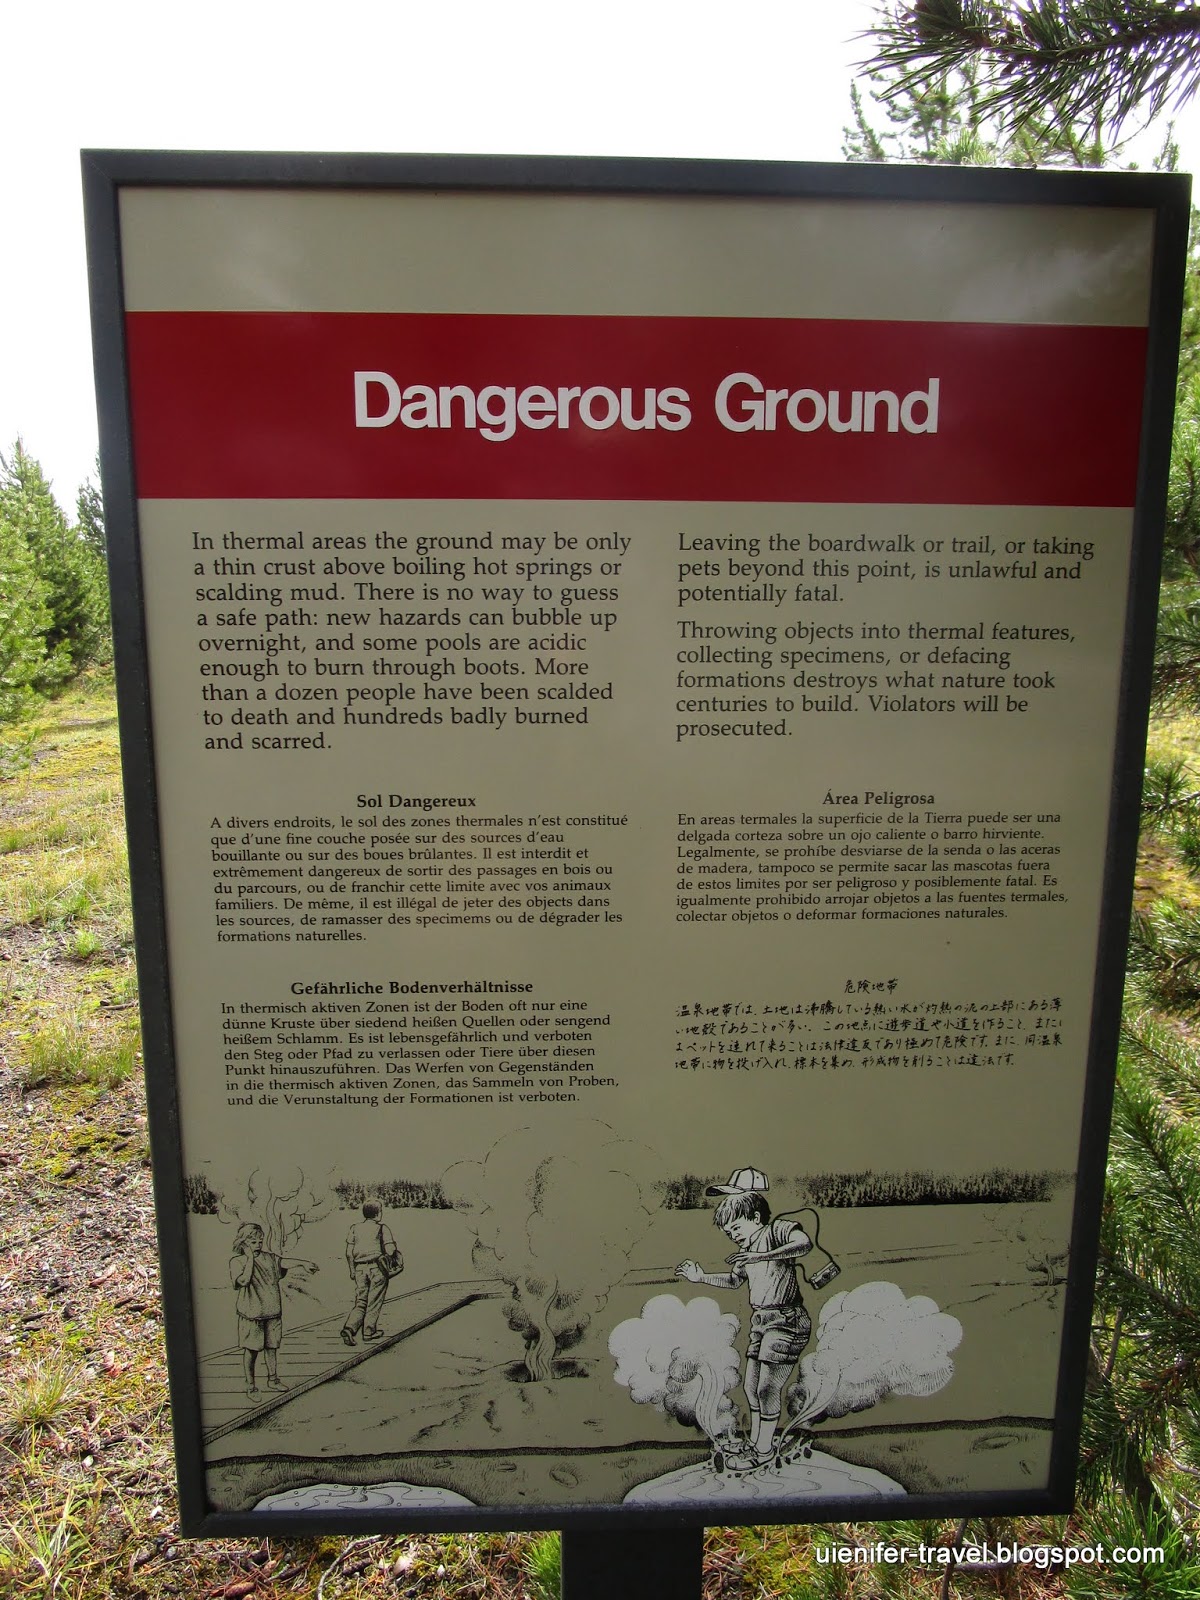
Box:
[83,150,1189,1539]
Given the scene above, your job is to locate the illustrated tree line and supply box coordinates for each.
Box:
[0,442,109,721]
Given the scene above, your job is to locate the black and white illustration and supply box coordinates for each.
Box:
[186,1132,1064,1514]
[612,1165,963,1504]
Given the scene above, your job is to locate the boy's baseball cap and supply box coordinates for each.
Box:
[706,1167,769,1196]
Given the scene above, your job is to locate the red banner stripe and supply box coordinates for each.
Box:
[125,312,1147,505]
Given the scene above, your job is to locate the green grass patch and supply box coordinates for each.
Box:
[95,965,138,1005]
[0,724,42,781]
[0,1491,96,1600]
[1147,709,1200,769]
[1,1356,84,1443]
[3,846,129,932]
[524,1532,561,1600]
[19,1013,140,1092]
[64,928,104,962]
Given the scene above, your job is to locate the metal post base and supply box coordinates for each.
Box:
[561,1528,705,1600]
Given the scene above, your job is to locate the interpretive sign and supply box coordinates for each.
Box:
[83,152,1188,1535]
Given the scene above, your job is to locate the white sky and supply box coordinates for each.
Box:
[3,0,1195,507]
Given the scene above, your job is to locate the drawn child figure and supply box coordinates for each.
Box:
[676,1167,839,1465]
[229,1222,292,1397]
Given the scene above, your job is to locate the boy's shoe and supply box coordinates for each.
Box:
[341,1330,356,1346]
[718,1439,764,1475]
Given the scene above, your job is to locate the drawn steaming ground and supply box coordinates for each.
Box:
[611,1283,962,1495]
[442,1122,660,1381]
[775,1280,962,1459]
[219,1165,331,1258]
[609,1295,743,1454]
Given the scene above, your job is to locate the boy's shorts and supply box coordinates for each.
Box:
[238,1314,282,1351]
[747,1306,811,1364]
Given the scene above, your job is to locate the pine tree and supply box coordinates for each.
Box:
[73,461,110,641]
[0,510,53,723]
[75,459,106,562]
[0,442,108,682]
[1164,231,1200,585]
[863,1,1200,134]
[843,46,1108,166]
[1086,320,1200,1554]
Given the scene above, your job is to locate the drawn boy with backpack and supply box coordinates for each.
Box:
[676,1166,838,1466]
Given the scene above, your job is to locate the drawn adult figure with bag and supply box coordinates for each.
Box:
[341,1200,403,1346]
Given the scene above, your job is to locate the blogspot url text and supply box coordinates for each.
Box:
[815,1541,1164,1571]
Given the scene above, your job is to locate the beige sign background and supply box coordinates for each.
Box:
[101,177,1169,1520]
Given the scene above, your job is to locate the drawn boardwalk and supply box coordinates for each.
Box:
[200,1266,683,1444]
[201,1278,506,1443]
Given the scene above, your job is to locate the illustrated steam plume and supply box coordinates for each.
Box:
[444,1123,658,1382]
[610,1294,741,1446]
[787,1280,962,1427]
[219,1165,330,1256]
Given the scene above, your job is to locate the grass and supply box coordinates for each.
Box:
[5,843,128,929]
[1138,713,1200,910]
[0,1489,94,1600]
[64,927,104,962]
[2,1355,84,1442]
[1145,708,1200,770]
[0,673,129,940]
[19,1011,140,1091]
[524,1532,562,1599]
